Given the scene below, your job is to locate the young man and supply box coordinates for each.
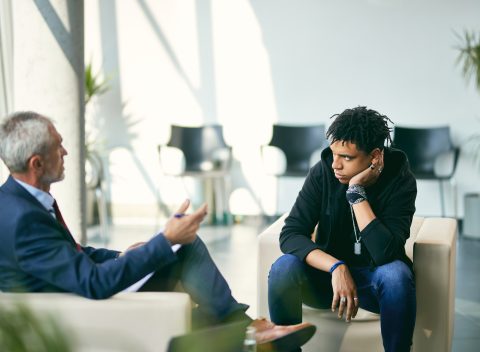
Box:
[0,111,315,352]
[268,107,417,352]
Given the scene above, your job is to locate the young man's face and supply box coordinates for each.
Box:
[330,140,372,184]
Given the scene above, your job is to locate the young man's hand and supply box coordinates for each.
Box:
[331,265,359,322]
[163,200,208,245]
[349,150,384,187]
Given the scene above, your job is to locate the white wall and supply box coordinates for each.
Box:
[85,0,480,220]
[0,0,13,184]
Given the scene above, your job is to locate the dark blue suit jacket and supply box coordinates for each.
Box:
[0,176,177,299]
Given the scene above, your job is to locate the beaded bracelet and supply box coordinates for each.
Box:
[329,260,346,274]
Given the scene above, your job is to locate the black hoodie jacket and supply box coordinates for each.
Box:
[279,147,417,269]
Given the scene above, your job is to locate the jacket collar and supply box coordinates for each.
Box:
[1,175,49,213]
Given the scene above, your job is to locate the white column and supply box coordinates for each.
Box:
[13,0,86,243]
[0,0,13,183]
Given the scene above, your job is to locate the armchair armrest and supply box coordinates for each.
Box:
[257,214,288,318]
[0,292,191,352]
[412,217,457,352]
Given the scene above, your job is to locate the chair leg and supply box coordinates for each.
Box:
[213,177,223,224]
[220,175,232,225]
[439,180,446,217]
[451,178,458,220]
[203,177,215,224]
[95,186,109,246]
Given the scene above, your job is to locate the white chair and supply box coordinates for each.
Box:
[257,215,457,352]
[0,292,191,352]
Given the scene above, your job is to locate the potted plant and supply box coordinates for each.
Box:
[456,30,480,238]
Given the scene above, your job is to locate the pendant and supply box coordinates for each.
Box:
[354,242,361,255]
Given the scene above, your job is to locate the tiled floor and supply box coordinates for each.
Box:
[453,235,480,352]
[90,217,480,351]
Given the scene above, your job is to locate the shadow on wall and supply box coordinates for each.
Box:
[95,0,183,218]
[95,0,225,217]
[248,0,327,122]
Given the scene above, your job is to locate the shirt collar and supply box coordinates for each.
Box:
[13,178,55,213]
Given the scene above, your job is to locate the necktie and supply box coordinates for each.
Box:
[52,200,82,252]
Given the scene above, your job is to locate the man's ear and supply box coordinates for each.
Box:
[369,148,382,162]
[29,155,44,173]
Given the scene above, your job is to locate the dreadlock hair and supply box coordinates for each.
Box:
[326,106,393,154]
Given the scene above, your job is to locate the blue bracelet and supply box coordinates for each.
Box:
[329,260,345,274]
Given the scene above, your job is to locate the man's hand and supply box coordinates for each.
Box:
[349,150,384,187]
[163,199,208,245]
[331,265,359,322]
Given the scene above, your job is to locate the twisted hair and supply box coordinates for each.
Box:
[326,106,393,153]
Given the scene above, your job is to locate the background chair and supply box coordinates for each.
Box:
[393,126,459,217]
[0,292,191,352]
[261,124,327,177]
[159,125,232,224]
[257,214,457,352]
[260,124,326,215]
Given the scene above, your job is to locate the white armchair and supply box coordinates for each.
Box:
[0,292,191,352]
[257,215,457,352]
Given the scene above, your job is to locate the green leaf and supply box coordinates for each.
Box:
[455,30,480,92]
[85,62,110,105]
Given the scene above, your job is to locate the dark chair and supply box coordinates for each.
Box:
[158,125,232,224]
[261,124,327,177]
[393,126,459,217]
[261,124,326,215]
[165,125,232,175]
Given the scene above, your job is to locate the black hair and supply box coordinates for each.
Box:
[326,106,393,153]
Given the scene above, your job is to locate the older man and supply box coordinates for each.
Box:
[0,111,315,351]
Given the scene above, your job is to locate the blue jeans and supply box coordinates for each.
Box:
[268,254,416,352]
[139,237,249,326]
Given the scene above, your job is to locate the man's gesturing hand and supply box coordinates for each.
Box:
[163,199,208,245]
[331,265,359,322]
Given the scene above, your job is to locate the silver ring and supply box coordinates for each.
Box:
[353,297,359,301]
[378,168,383,173]
[340,296,347,304]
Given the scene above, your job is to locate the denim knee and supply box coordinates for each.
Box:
[268,254,305,286]
[178,236,208,259]
[373,260,415,297]
[187,236,205,249]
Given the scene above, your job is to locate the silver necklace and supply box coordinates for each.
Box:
[349,205,362,255]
